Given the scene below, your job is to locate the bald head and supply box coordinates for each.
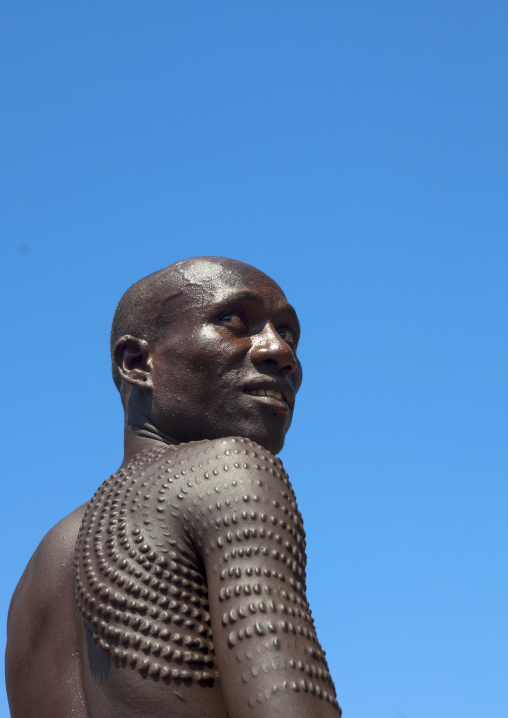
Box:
[110,256,301,453]
[110,257,285,390]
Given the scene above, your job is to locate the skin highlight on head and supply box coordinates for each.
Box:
[6,257,341,718]
[112,257,303,462]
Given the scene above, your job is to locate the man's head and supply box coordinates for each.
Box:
[111,257,302,454]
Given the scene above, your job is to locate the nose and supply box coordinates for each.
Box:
[249,323,297,375]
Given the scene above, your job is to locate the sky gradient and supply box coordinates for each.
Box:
[2,3,507,717]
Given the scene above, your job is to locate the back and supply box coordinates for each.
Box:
[6,438,340,718]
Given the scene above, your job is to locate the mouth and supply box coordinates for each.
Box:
[243,384,293,413]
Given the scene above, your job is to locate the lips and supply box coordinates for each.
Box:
[243,382,294,412]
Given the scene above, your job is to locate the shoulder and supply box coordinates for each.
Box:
[8,503,88,623]
[6,504,89,710]
[168,435,291,487]
[35,504,88,576]
[167,436,297,515]
[39,503,88,557]
[168,437,305,566]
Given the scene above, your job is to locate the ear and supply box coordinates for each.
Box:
[113,335,153,390]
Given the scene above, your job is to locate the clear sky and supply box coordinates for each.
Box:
[1,3,507,717]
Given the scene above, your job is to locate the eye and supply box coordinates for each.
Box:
[219,311,248,332]
[278,327,297,345]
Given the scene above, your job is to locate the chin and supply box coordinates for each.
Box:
[244,430,286,456]
[264,438,285,455]
[190,414,290,456]
[243,418,291,455]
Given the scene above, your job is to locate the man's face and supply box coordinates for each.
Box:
[148,260,302,454]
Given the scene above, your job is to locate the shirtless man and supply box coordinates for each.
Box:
[6,257,341,718]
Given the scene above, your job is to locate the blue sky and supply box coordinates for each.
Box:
[1,3,507,716]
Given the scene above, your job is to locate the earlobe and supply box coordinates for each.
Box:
[114,335,153,389]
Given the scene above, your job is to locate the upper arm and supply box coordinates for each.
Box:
[179,437,341,718]
[6,507,89,718]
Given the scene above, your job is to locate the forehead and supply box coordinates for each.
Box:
[173,260,297,318]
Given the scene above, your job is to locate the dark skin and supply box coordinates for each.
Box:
[6,258,340,718]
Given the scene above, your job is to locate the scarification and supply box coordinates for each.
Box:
[74,437,340,713]
[75,446,218,684]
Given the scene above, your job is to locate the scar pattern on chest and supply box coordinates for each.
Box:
[74,446,219,684]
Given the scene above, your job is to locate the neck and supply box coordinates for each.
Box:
[121,420,179,470]
[119,384,180,469]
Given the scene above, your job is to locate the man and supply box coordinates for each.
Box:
[6,257,341,718]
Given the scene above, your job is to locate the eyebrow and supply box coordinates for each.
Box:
[218,291,300,330]
[278,304,300,331]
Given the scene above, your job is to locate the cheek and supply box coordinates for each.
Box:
[194,330,247,371]
[152,330,247,402]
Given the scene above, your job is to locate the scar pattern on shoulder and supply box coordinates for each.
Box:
[74,438,340,712]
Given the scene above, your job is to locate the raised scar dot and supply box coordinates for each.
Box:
[74,442,335,705]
